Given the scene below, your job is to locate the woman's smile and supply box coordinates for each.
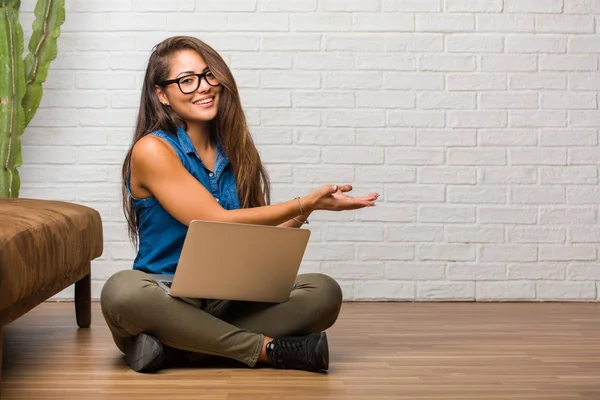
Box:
[192,95,215,108]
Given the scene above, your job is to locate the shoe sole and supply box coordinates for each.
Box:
[316,332,329,371]
[125,333,163,373]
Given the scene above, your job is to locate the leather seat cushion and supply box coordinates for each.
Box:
[0,198,103,311]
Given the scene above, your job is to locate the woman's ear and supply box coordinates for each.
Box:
[155,85,169,106]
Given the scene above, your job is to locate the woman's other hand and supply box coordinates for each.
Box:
[306,184,379,212]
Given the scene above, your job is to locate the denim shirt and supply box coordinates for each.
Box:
[126,125,240,275]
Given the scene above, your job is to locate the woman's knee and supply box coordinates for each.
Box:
[304,273,343,314]
[322,273,343,305]
[298,273,343,332]
[100,269,153,316]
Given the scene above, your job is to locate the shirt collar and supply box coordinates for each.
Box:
[175,125,230,166]
[176,125,197,155]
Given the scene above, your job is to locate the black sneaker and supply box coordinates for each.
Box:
[266,332,329,372]
[125,333,170,373]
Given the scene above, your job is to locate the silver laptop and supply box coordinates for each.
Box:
[148,220,311,303]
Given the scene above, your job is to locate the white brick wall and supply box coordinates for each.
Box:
[17,0,600,301]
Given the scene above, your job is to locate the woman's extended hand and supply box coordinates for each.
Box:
[306,184,379,212]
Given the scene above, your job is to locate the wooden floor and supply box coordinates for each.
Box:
[1,302,600,400]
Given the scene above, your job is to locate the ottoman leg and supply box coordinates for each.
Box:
[75,266,92,328]
[1,327,3,395]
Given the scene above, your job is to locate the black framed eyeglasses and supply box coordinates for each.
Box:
[158,71,220,94]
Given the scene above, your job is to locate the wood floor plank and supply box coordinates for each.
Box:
[1,302,599,399]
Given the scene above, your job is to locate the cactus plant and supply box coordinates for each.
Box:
[0,0,65,198]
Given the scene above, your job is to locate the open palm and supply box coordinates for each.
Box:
[313,184,379,211]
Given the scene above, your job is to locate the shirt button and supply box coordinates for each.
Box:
[209,172,214,177]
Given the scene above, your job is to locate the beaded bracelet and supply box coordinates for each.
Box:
[294,196,304,215]
[293,216,309,225]
[293,197,308,225]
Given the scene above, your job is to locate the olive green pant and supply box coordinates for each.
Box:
[100,269,343,367]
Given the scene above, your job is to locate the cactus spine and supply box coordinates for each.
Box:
[0,0,65,197]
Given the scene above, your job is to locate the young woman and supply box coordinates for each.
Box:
[100,36,379,374]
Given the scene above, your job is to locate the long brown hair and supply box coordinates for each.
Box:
[121,36,271,246]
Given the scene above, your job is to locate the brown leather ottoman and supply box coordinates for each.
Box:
[0,198,103,385]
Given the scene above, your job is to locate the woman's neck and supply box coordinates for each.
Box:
[186,121,214,151]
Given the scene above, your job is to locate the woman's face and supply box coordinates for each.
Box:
[156,49,222,127]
